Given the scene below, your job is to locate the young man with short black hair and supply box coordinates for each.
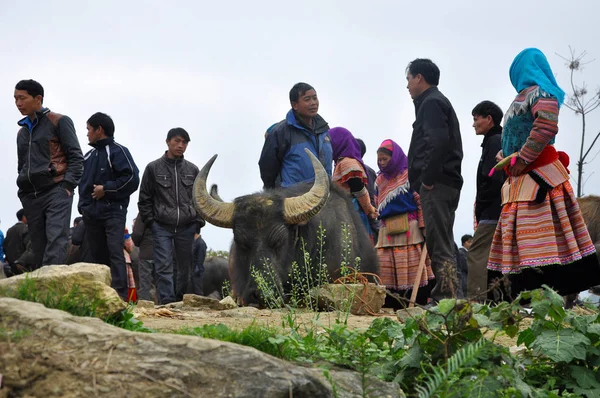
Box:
[466,100,505,300]
[3,209,32,275]
[78,112,140,300]
[138,128,205,304]
[259,82,332,188]
[14,79,84,267]
[406,59,464,301]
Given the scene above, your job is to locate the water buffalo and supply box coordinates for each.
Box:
[203,256,230,300]
[193,149,379,306]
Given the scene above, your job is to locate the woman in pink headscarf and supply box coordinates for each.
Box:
[375,139,434,305]
[328,127,379,240]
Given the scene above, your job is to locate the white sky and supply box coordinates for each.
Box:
[1,0,599,251]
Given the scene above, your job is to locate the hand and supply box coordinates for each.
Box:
[369,209,380,220]
[422,183,434,190]
[495,150,504,162]
[92,184,105,200]
[65,189,72,197]
[509,157,527,176]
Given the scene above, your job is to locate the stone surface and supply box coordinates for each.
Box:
[219,295,238,309]
[0,263,125,318]
[0,298,405,398]
[183,294,229,310]
[136,299,155,309]
[310,283,387,315]
[396,307,425,322]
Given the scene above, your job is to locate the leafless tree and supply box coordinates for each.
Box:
[557,47,600,197]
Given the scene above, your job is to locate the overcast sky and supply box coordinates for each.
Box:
[1,0,599,251]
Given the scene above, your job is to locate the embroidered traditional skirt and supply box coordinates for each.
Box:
[378,243,434,291]
[488,176,600,297]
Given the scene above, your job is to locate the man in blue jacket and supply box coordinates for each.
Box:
[259,82,332,188]
[78,112,140,300]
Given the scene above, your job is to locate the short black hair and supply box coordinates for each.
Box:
[15,79,44,102]
[167,127,191,143]
[16,209,25,221]
[472,100,504,127]
[461,234,473,245]
[356,138,367,158]
[289,82,315,103]
[87,112,115,137]
[406,59,440,86]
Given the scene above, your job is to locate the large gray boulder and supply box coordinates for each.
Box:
[0,298,404,398]
[0,263,125,318]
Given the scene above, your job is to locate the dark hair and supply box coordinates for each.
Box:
[87,112,115,137]
[289,82,315,103]
[74,216,83,226]
[377,147,393,157]
[405,59,440,86]
[167,127,191,142]
[15,79,44,102]
[461,234,473,245]
[356,138,367,158]
[472,100,504,127]
[16,209,25,221]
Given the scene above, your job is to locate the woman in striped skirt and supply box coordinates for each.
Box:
[375,140,434,305]
[487,48,600,301]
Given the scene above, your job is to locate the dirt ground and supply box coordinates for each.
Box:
[134,304,399,332]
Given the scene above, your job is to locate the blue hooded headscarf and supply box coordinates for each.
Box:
[509,48,565,106]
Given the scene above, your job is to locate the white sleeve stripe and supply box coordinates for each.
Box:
[104,142,136,193]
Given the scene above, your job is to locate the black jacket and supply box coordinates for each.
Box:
[16,108,84,198]
[475,126,505,222]
[78,137,140,220]
[138,152,205,230]
[131,213,153,260]
[2,222,29,265]
[408,87,463,190]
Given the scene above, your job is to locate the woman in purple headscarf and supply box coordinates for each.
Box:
[375,139,433,305]
[328,127,378,240]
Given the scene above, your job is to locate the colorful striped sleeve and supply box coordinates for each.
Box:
[519,96,559,164]
[412,190,425,229]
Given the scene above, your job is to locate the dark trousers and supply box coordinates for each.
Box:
[138,259,156,302]
[152,222,196,304]
[467,222,497,300]
[419,183,461,301]
[84,216,128,300]
[21,184,73,267]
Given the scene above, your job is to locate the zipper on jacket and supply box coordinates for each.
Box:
[174,159,180,232]
[27,130,38,197]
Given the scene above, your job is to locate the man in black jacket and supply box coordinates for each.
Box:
[138,128,205,304]
[14,79,84,267]
[406,58,464,301]
[466,101,505,300]
[3,209,32,274]
[78,112,139,300]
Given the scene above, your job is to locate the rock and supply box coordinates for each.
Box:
[219,295,237,309]
[396,307,425,322]
[136,299,155,309]
[309,283,387,315]
[0,263,125,318]
[183,294,230,310]
[0,298,405,398]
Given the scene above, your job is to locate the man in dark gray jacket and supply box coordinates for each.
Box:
[138,128,205,304]
[406,59,464,302]
[14,79,84,267]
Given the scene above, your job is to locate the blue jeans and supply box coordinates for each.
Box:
[152,222,196,304]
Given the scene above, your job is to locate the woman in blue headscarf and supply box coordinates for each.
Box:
[487,48,600,304]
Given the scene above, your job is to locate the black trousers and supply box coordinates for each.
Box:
[21,184,73,267]
[83,215,128,300]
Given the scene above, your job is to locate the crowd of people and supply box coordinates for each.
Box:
[2,47,599,308]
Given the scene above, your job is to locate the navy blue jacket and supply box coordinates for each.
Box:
[259,110,332,188]
[78,137,140,219]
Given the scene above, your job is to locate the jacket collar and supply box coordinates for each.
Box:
[89,137,114,149]
[161,151,184,164]
[285,109,328,135]
[17,107,50,131]
[481,125,502,147]
[413,86,438,112]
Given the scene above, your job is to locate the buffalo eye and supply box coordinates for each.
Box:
[267,225,288,249]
